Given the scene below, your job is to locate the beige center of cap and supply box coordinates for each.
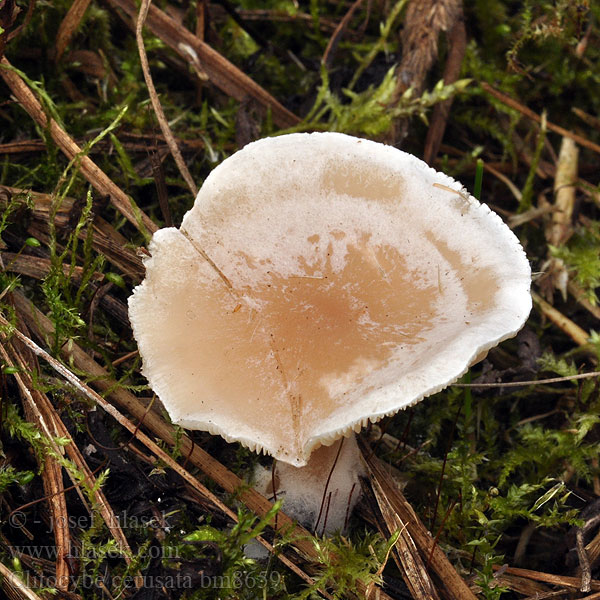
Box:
[129,133,532,466]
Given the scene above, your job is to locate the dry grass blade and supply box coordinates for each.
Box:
[0,57,157,236]
[0,339,139,574]
[550,138,578,247]
[573,107,600,131]
[9,292,391,600]
[580,521,600,582]
[108,0,299,129]
[358,438,478,600]
[1,344,72,591]
[539,137,579,302]
[365,465,441,599]
[494,565,600,592]
[0,560,45,600]
[0,140,47,153]
[1,185,76,230]
[577,526,592,592]
[55,0,92,60]
[87,216,145,279]
[136,0,198,198]
[1,185,145,278]
[0,0,15,62]
[452,370,600,388]
[493,572,552,596]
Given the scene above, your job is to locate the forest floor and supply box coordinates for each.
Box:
[1,1,600,599]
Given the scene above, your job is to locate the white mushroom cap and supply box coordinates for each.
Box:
[129,132,531,467]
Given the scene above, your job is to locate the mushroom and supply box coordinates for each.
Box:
[128,132,531,533]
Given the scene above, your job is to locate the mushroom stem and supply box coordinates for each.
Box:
[263,434,365,535]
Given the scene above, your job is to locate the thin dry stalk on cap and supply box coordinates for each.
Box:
[423,5,466,164]
[0,57,157,236]
[434,146,523,204]
[136,0,198,198]
[107,0,300,129]
[9,293,390,600]
[481,82,600,156]
[393,0,462,143]
[55,0,92,60]
[358,438,478,600]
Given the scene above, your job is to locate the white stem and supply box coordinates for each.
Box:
[268,433,364,535]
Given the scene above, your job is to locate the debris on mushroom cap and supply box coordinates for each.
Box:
[128,132,532,467]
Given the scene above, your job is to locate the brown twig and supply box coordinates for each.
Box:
[55,0,92,60]
[532,291,593,352]
[322,0,365,68]
[492,565,600,591]
[423,8,466,163]
[481,82,600,156]
[577,527,592,593]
